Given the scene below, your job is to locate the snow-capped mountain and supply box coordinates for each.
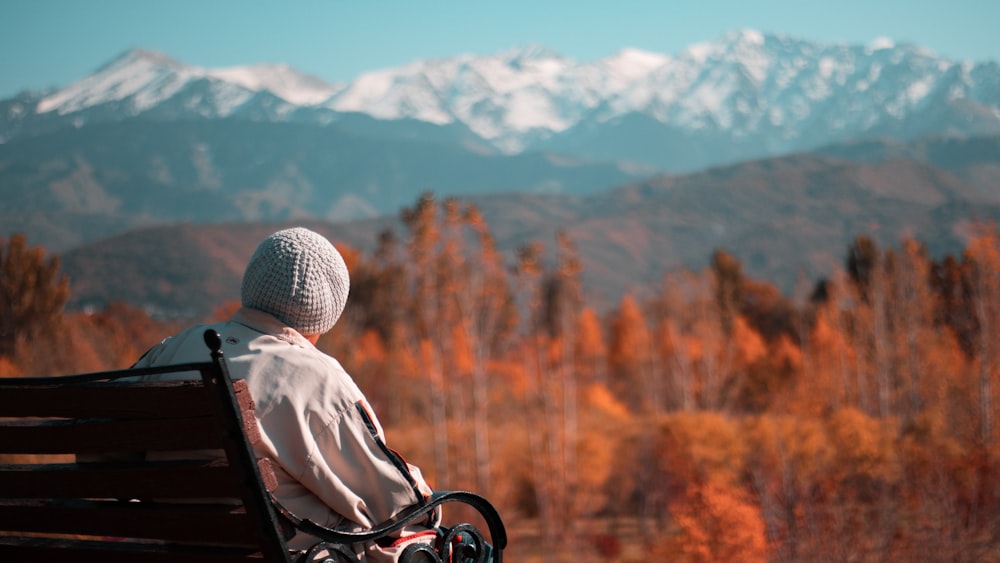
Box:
[5,29,1000,170]
[33,48,344,118]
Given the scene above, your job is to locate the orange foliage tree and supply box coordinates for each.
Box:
[0,234,69,360]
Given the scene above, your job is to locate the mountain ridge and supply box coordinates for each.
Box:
[0,117,649,252]
[57,134,1000,317]
[4,29,998,171]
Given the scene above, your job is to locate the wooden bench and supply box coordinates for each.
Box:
[0,329,506,562]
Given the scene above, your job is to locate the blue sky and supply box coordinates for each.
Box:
[2,0,997,99]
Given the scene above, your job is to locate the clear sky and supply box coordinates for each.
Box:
[1,0,998,99]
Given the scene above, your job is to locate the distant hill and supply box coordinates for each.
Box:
[60,220,393,319]
[60,135,1000,317]
[0,118,648,252]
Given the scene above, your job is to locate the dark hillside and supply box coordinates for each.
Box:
[0,118,647,252]
[62,219,393,317]
[61,136,1000,317]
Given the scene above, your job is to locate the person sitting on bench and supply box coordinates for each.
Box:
[133,227,442,562]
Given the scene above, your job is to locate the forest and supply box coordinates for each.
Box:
[2,194,1000,562]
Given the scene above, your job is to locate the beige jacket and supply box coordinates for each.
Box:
[134,308,439,559]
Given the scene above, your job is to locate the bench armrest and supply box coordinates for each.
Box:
[274,490,507,550]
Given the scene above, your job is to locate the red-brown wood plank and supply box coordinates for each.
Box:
[0,380,255,420]
[0,460,244,500]
[0,500,262,545]
[257,457,278,493]
[0,382,214,419]
[0,537,269,563]
[0,417,229,455]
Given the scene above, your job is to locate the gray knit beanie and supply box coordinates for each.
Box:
[241,227,350,335]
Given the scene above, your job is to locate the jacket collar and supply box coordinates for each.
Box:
[231,307,316,349]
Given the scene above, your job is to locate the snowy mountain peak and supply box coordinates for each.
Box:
[12,30,1000,165]
[99,48,185,73]
[38,48,193,114]
[35,47,346,116]
[866,36,896,52]
[683,28,779,64]
[207,63,342,106]
[724,28,767,47]
[604,48,670,72]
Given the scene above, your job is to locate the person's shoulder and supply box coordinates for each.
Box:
[295,348,365,401]
[256,348,362,421]
[287,346,353,383]
[134,323,216,367]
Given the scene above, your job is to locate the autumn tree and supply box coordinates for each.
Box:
[844,235,893,417]
[0,234,69,359]
[824,407,902,559]
[656,483,769,563]
[929,254,977,358]
[384,194,522,493]
[449,202,517,496]
[398,193,458,487]
[653,271,705,411]
[847,235,879,303]
[546,232,586,539]
[693,269,740,411]
[336,230,418,424]
[886,238,936,423]
[608,293,651,412]
[798,276,857,412]
[573,307,607,386]
[710,248,743,334]
[510,241,558,533]
[504,232,590,544]
[739,278,799,344]
[963,229,1000,445]
[743,414,833,560]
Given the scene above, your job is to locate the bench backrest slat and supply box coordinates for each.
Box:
[0,379,245,418]
[0,460,245,499]
[0,499,260,545]
[0,538,268,563]
[0,415,232,454]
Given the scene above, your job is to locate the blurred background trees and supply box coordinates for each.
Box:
[4,206,1000,561]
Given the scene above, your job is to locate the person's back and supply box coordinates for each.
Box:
[135,228,439,561]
